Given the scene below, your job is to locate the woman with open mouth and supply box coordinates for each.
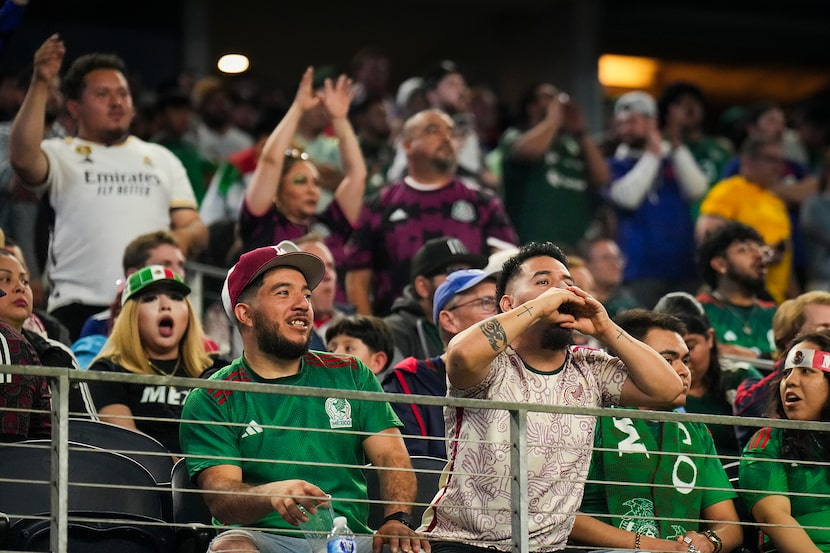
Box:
[85,265,218,456]
[739,329,830,553]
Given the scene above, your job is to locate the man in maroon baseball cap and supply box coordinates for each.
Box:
[181,241,429,553]
[221,240,326,321]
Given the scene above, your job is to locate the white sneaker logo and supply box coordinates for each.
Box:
[242,420,263,438]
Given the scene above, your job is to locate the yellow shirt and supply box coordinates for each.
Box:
[699,175,791,303]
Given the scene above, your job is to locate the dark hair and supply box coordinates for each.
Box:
[657,81,706,128]
[325,315,395,371]
[154,87,191,112]
[516,81,554,128]
[770,330,830,461]
[253,106,287,139]
[422,59,461,91]
[613,308,687,343]
[745,101,782,126]
[122,230,180,273]
[350,45,389,72]
[62,52,129,101]
[496,242,569,305]
[696,221,764,289]
[654,291,723,395]
[348,93,385,119]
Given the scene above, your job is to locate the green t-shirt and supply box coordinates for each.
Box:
[180,351,401,535]
[740,427,830,552]
[500,129,599,251]
[581,410,736,539]
[699,294,777,356]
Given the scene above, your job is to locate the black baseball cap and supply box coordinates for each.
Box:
[410,237,487,282]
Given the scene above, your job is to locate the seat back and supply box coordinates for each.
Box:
[171,458,217,553]
[68,417,175,485]
[171,458,213,525]
[0,440,174,551]
[365,455,447,530]
[12,516,175,552]
[0,440,168,518]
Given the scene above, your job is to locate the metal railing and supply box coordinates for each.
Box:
[1,363,828,553]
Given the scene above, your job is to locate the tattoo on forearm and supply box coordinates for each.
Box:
[517,305,533,318]
[480,319,508,352]
[616,329,631,342]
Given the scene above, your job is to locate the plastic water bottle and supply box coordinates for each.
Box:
[326,516,356,553]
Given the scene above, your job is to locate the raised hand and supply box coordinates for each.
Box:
[558,285,612,337]
[645,116,663,155]
[293,66,322,112]
[320,74,355,120]
[533,286,584,325]
[33,33,65,84]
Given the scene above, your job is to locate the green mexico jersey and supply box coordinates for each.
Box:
[699,294,776,356]
[180,351,401,535]
[582,410,735,539]
[740,427,830,552]
[501,129,599,251]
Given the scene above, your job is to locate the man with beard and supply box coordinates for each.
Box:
[696,221,777,361]
[179,242,430,553]
[604,90,708,309]
[420,241,686,553]
[696,136,795,304]
[344,108,517,317]
[9,34,207,340]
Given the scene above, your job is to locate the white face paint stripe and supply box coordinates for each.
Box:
[785,346,830,372]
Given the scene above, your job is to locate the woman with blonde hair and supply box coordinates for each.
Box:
[86,265,217,454]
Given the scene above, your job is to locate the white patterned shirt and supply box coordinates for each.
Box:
[422,345,627,552]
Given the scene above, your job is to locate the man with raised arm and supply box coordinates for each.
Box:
[9,34,207,341]
[420,241,685,553]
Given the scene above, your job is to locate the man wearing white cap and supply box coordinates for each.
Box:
[605,90,708,309]
[179,241,429,553]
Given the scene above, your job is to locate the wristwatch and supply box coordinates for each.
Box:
[702,529,723,553]
[383,511,415,529]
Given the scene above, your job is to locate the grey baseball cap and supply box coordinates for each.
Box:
[614,91,657,118]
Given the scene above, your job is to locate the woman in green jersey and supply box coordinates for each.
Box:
[739,330,830,553]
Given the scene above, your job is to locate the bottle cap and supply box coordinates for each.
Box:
[333,516,347,528]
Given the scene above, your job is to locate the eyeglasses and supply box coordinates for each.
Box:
[730,242,775,262]
[447,296,498,313]
[285,148,310,161]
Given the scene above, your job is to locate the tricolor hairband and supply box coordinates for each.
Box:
[784,346,830,372]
